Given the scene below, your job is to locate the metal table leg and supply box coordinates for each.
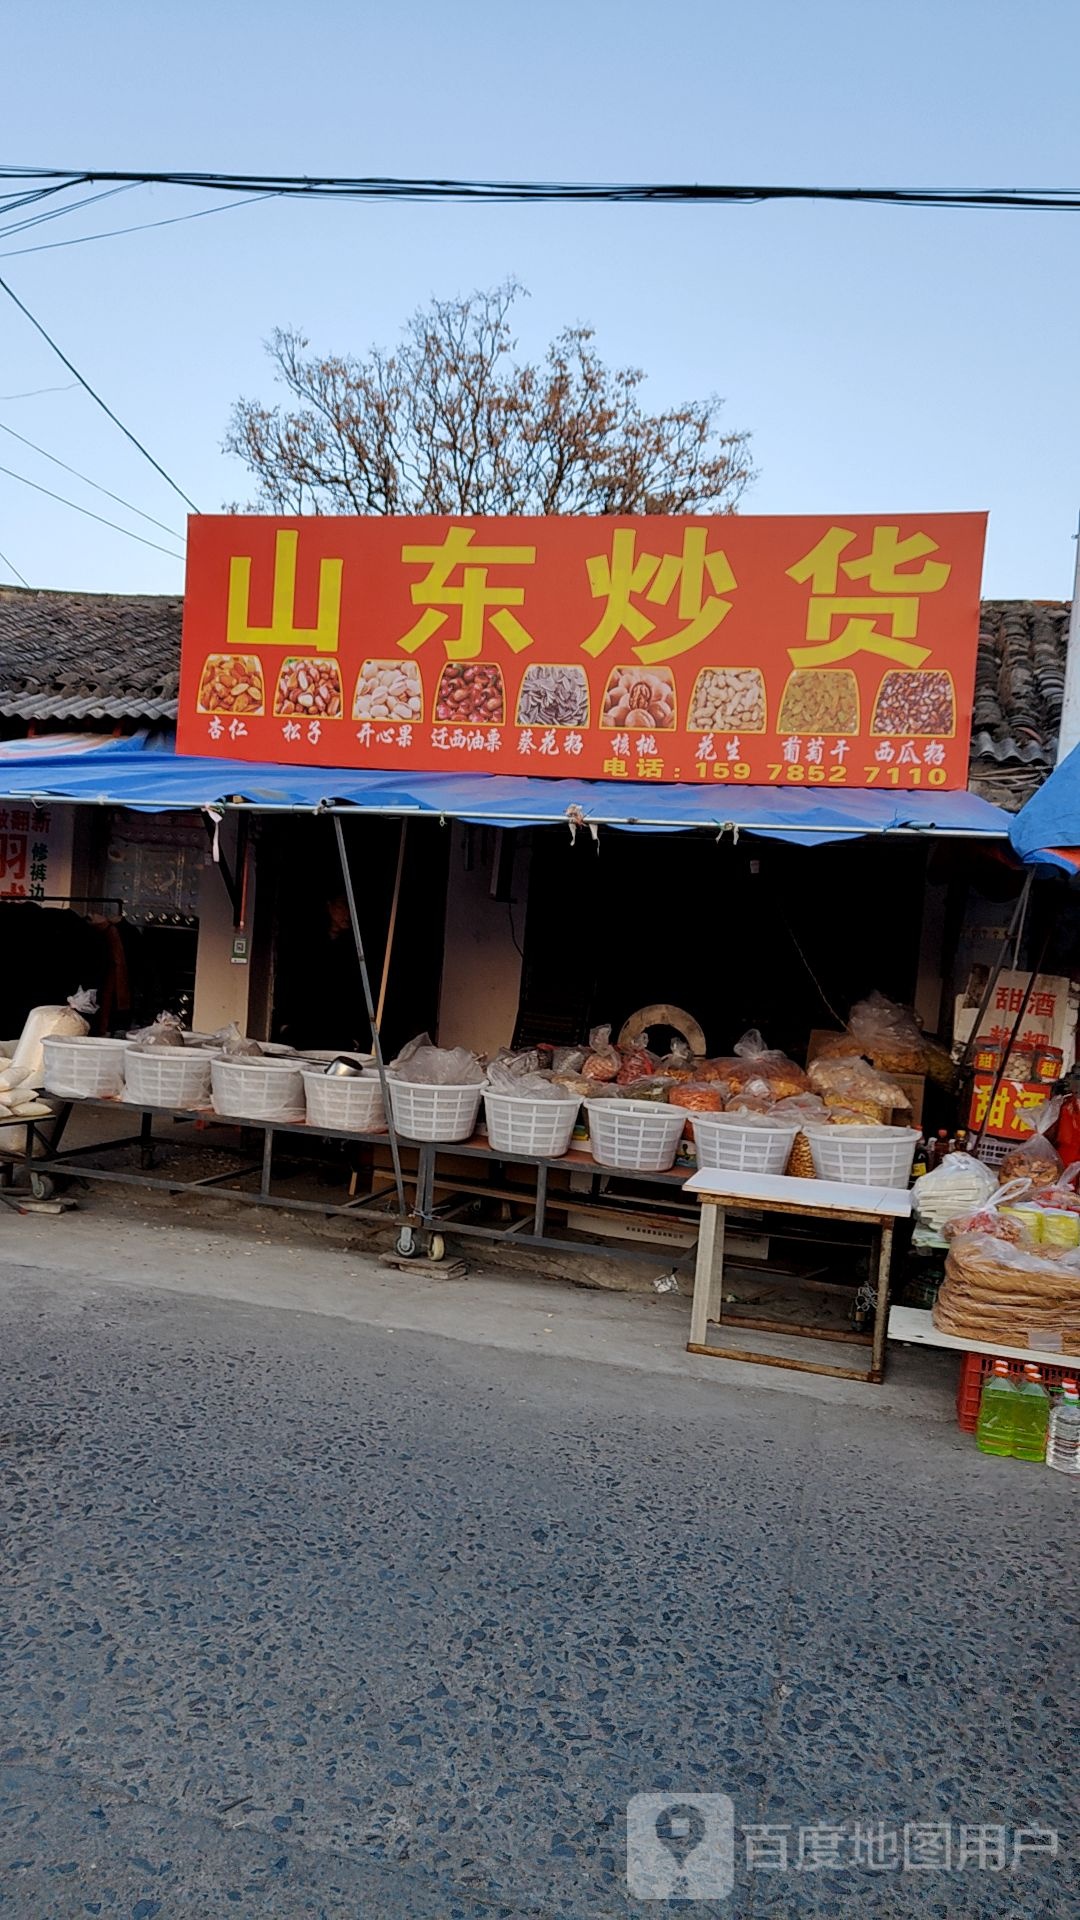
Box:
[869,1221,894,1384]
[139,1110,154,1170]
[534,1159,549,1238]
[261,1127,275,1198]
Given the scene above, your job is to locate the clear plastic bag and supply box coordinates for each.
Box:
[581,1024,620,1083]
[128,1010,186,1049]
[550,1046,586,1076]
[616,1048,657,1085]
[808,1055,910,1116]
[658,1040,698,1082]
[706,1030,808,1100]
[668,1082,725,1113]
[847,991,927,1073]
[934,1229,1080,1344]
[913,1150,998,1234]
[211,1021,262,1058]
[486,1057,570,1100]
[1032,1161,1080,1213]
[772,1092,830,1123]
[726,1074,775,1114]
[389,1032,485,1086]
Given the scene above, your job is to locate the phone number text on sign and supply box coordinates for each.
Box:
[177,512,987,787]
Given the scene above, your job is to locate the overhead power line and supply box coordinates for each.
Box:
[4,165,1080,210]
[0,418,184,539]
[0,189,278,260]
[0,460,185,559]
[0,542,29,588]
[0,272,199,513]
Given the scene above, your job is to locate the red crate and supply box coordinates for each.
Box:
[956,1351,1077,1431]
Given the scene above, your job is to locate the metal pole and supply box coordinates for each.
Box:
[333,812,407,1217]
[375,819,408,1032]
[971,917,1055,1154]
[1057,510,1080,764]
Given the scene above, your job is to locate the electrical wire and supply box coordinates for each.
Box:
[0,418,184,539]
[0,460,185,559]
[0,542,29,587]
[0,189,277,259]
[6,165,1080,210]
[0,382,76,400]
[0,273,199,513]
[0,182,137,243]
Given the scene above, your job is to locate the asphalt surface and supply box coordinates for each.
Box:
[0,1259,1075,1918]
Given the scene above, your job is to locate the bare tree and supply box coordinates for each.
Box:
[226,281,754,515]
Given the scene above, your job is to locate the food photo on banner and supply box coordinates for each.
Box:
[176,512,987,788]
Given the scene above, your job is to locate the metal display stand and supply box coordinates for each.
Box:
[25,1105,911,1338]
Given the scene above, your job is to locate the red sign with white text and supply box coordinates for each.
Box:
[177,513,987,786]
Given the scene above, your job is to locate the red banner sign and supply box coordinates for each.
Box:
[177,512,986,786]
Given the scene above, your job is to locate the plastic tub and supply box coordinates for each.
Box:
[805,1124,920,1190]
[585,1098,686,1172]
[387,1079,483,1143]
[303,1068,385,1133]
[691,1112,800,1176]
[211,1055,306,1121]
[484,1089,579,1159]
[124,1045,215,1109]
[41,1035,130,1099]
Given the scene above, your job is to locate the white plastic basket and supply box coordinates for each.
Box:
[41,1035,130,1098]
[691,1112,800,1175]
[484,1089,580,1159]
[387,1078,483,1143]
[585,1098,686,1172]
[303,1068,386,1133]
[211,1055,306,1122]
[805,1124,920,1189]
[124,1045,215,1109]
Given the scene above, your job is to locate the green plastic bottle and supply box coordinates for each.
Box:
[975,1360,1017,1457]
[1012,1365,1051,1463]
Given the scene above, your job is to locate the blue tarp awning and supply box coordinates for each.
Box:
[1009,742,1080,873]
[0,739,1010,844]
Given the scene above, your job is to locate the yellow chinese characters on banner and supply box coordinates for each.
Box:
[177,511,986,785]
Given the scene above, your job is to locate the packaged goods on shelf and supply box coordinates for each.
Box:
[934,1231,1080,1350]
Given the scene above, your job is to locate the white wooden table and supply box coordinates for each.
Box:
[683,1169,913,1383]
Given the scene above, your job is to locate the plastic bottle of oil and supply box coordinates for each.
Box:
[1012,1364,1051,1463]
[975,1360,1017,1457]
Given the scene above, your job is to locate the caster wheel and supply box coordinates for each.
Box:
[428,1233,446,1262]
[396,1228,418,1258]
[29,1172,55,1202]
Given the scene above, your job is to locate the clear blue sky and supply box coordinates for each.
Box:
[2,0,1078,598]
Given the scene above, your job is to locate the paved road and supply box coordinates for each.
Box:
[0,1261,1074,1918]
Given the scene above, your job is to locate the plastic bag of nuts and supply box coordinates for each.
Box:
[274,657,343,717]
[435,662,505,723]
[197,654,265,715]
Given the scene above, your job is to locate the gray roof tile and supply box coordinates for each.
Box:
[0,586,181,721]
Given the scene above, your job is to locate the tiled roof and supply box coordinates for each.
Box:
[968,599,1069,811]
[0,586,181,721]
